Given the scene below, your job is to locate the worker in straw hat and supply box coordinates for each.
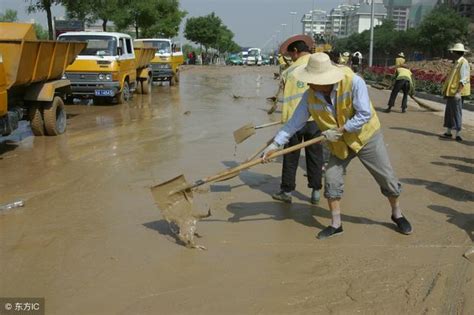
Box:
[261,53,413,239]
[271,35,324,205]
[439,42,471,142]
[395,52,405,67]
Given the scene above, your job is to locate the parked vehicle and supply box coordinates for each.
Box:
[261,54,271,65]
[134,38,184,86]
[58,32,155,104]
[226,54,243,65]
[241,51,248,65]
[0,22,85,136]
[246,48,262,66]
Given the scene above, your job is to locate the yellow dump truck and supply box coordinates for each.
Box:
[58,32,156,104]
[134,38,184,86]
[0,22,85,136]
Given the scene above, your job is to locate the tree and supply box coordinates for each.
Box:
[418,5,469,57]
[25,0,63,39]
[113,0,186,38]
[184,12,223,51]
[34,23,49,39]
[0,9,18,22]
[141,0,187,38]
[64,0,120,32]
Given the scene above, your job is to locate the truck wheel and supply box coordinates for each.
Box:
[142,76,151,94]
[116,81,130,104]
[43,96,67,136]
[170,75,176,86]
[29,103,46,136]
[136,80,142,94]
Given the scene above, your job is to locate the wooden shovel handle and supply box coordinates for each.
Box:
[254,121,281,129]
[245,137,274,161]
[185,135,326,191]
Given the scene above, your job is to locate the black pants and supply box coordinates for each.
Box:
[281,121,323,192]
[388,79,409,110]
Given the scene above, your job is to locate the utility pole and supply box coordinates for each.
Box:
[290,12,297,35]
[311,0,315,38]
[369,0,375,67]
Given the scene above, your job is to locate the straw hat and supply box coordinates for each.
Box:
[449,43,469,52]
[293,53,345,85]
[343,51,350,57]
[279,34,315,55]
[398,52,405,57]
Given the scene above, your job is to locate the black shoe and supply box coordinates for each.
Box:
[455,136,463,142]
[401,108,406,113]
[317,225,344,240]
[272,191,292,203]
[439,133,452,139]
[310,189,320,205]
[391,215,413,235]
[384,107,391,113]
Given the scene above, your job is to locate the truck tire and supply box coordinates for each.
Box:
[116,81,130,104]
[29,103,46,136]
[43,96,67,136]
[142,76,151,94]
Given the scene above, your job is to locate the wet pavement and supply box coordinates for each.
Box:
[0,65,473,314]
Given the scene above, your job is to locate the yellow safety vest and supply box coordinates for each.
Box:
[307,72,381,160]
[281,54,313,123]
[395,67,414,95]
[442,56,471,97]
[395,57,405,67]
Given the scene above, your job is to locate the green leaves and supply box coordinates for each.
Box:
[184,12,239,53]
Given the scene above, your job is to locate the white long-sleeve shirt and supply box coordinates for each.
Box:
[274,74,371,146]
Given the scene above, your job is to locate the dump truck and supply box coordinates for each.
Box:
[58,32,156,104]
[134,38,184,86]
[0,22,85,137]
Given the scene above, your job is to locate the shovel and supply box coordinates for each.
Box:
[151,135,325,213]
[409,95,441,112]
[233,121,281,144]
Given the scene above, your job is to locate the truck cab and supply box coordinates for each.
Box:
[134,38,184,86]
[58,32,137,104]
[246,48,262,66]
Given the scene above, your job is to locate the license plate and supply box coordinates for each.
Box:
[94,89,114,96]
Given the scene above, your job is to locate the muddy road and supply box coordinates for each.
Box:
[1,65,473,314]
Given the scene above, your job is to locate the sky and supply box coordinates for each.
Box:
[1,0,433,48]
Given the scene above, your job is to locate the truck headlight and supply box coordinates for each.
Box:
[98,73,112,81]
[98,73,105,80]
[105,74,111,81]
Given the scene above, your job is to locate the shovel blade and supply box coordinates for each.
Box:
[233,123,256,144]
[151,175,194,217]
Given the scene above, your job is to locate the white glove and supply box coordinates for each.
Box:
[454,92,462,101]
[322,128,343,142]
[261,142,282,162]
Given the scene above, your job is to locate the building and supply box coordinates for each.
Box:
[301,9,328,36]
[326,4,356,38]
[346,2,387,36]
[450,0,474,21]
[408,1,436,27]
[384,0,412,31]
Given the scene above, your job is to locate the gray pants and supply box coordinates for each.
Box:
[324,131,401,199]
[443,97,463,131]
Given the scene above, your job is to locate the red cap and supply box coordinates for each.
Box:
[279,34,315,55]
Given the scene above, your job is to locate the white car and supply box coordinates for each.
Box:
[246,48,262,66]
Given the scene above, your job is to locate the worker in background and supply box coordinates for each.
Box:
[351,51,362,72]
[395,52,405,67]
[385,65,415,113]
[338,51,350,65]
[261,53,412,239]
[271,35,323,205]
[440,43,471,142]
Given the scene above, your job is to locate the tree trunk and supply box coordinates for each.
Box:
[46,2,53,40]
[102,19,108,32]
[135,23,139,38]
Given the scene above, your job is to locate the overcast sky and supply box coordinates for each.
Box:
[1,0,431,48]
